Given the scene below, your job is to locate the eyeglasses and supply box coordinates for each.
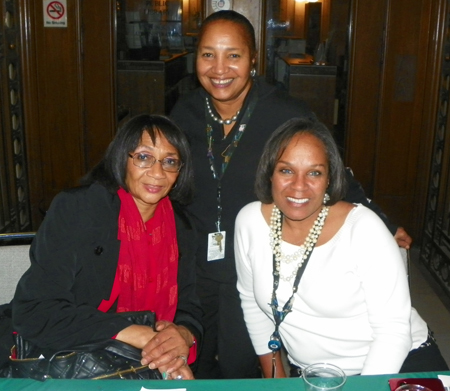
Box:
[128,152,183,173]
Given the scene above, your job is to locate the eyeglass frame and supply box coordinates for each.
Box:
[128,152,184,173]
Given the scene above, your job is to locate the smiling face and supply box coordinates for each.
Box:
[271,132,330,226]
[196,19,256,106]
[125,130,180,221]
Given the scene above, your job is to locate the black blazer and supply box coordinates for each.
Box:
[12,183,202,350]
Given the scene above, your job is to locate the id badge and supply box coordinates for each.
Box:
[207,231,226,261]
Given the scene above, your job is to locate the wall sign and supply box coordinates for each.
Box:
[211,0,232,12]
[43,0,67,28]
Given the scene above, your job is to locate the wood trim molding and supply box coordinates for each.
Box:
[19,0,44,227]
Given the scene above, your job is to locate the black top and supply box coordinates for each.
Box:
[12,183,203,350]
[170,77,397,284]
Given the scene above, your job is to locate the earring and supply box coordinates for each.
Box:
[250,68,256,77]
[323,193,330,204]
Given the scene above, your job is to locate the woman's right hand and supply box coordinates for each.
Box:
[116,323,194,379]
[140,320,192,375]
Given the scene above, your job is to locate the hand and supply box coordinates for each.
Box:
[115,324,156,349]
[394,227,412,250]
[162,360,195,380]
[140,320,193,375]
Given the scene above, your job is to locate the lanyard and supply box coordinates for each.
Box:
[205,91,258,232]
[268,213,316,378]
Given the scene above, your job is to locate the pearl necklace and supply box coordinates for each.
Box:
[269,205,329,280]
[206,97,240,125]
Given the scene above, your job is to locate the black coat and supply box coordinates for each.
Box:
[12,183,203,350]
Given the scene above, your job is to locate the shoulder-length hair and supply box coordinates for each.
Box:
[82,114,194,204]
[255,117,347,205]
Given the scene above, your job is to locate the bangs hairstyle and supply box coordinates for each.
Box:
[198,10,257,57]
[82,114,194,204]
[254,117,347,205]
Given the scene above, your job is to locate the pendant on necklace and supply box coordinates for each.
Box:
[268,332,282,352]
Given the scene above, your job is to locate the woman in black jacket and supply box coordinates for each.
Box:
[12,114,202,380]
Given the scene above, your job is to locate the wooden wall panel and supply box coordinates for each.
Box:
[19,0,42,226]
[345,0,438,239]
[20,0,116,228]
[419,0,450,303]
[345,0,387,196]
[80,1,116,170]
[373,0,434,234]
[34,0,84,193]
[21,0,85,224]
[414,0,448,237]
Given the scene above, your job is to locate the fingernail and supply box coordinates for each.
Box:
[149,362,156,369]
[162,372,168,380]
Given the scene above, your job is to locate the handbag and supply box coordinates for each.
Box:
[8,311,163,381]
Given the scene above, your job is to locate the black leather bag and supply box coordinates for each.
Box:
[8,311,163,381]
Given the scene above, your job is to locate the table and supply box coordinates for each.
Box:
[0,371,449,391]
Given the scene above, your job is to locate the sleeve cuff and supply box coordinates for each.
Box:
[187,338,197,365]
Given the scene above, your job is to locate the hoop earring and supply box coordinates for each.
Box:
[323,193,330,204]
[250,68,256,77]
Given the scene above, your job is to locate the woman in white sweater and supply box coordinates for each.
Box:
[234,117,448,377]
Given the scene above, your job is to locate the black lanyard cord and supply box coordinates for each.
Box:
[267,214,317,378]
[204,91,258,232]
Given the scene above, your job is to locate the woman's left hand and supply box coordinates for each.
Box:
[394,227,412,250]
[140,320,193,376]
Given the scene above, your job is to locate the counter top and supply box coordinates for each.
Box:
[282,56,337,75]
[282,54,314,66]
[118,52,189,71]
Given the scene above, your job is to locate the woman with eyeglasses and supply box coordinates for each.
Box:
[12,114,202,380]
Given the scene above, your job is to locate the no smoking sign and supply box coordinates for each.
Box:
[43,0,67,28]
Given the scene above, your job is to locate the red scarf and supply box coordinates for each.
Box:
[99,188,178,322]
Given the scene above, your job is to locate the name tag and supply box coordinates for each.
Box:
[207,231,226,261]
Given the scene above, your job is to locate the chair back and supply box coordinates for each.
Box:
[399,247,410,286]
[0,233,35,304]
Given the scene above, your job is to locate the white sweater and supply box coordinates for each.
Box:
[235,202,428,376]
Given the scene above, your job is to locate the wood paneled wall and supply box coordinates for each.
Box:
[20,0,116,228]
[419,0,450,300]
[10,0,446,241]
[345,0,440,240]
